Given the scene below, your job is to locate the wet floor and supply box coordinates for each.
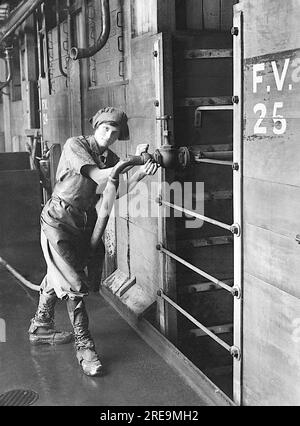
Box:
[0,243,210,406]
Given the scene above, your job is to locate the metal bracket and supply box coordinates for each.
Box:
[156,115,172,121]
[117,11,123,28]
[230,346,241,361]
[231,223,241,237]
[232,95,239,104]
[231,27,239,36]
[231,286,241,299]
[156,195,163,206]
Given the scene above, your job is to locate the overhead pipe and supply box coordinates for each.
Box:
[0,0,45,45]
[56,0,68,78]
[70,0,110,60]
[0,47,12,90]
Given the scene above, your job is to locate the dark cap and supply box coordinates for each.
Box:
[89,107,130,141]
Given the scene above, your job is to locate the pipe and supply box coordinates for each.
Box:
[90,154,150,251]
[70,0,110,60]
[0,256,40,292]
[67,0,73,51]
[0,0,45,45]
[0,47,12,90]
[56,0,67,78]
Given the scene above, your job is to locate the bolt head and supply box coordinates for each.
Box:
[232,95,239,104]
[231,27,239,36]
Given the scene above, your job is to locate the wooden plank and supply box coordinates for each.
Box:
[180,279,234,294]
[185,49,233,59]
[177,236,233,249]
[191,144,233,153]
[243,273,300,406]
[190,324,233,338]
[176,96,233,107]
[244,177,300,240]
[244,223,300,300]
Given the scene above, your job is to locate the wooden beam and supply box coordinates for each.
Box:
[190,324,233,338]
[185,49,233,59]
[176,96,233,107]
[179,279,234,294]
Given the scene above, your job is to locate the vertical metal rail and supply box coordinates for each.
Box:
[154,36,166,335]
[233,7,243,407]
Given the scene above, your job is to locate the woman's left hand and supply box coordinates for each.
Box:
[139,159,159,177]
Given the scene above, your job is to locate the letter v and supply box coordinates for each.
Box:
[272,59,290,91]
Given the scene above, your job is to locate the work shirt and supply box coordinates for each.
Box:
[40,135,120,292]
[53,135,120,212]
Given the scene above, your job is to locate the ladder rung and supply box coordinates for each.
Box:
[184,49,233,59]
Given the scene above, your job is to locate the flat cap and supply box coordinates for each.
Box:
[89,107,129,141]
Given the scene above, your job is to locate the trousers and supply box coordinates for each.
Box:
[40,197,105,300]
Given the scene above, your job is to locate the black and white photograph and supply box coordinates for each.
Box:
[0,0,299,410]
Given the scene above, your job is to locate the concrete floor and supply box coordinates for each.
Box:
[0,243,209,407]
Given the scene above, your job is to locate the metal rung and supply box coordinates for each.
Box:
[196,105,234,111]
[190,324,233,338]
[195,158,233,166]
[157,246,240,298]
[184,49,233,59]
[157,290,240,359]
[160,200,239,235]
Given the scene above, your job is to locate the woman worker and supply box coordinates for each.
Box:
[28,107,158,377]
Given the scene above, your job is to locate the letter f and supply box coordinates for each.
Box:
[253,63,265,93]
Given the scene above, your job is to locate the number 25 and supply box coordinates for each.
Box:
[254,102,287,135]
